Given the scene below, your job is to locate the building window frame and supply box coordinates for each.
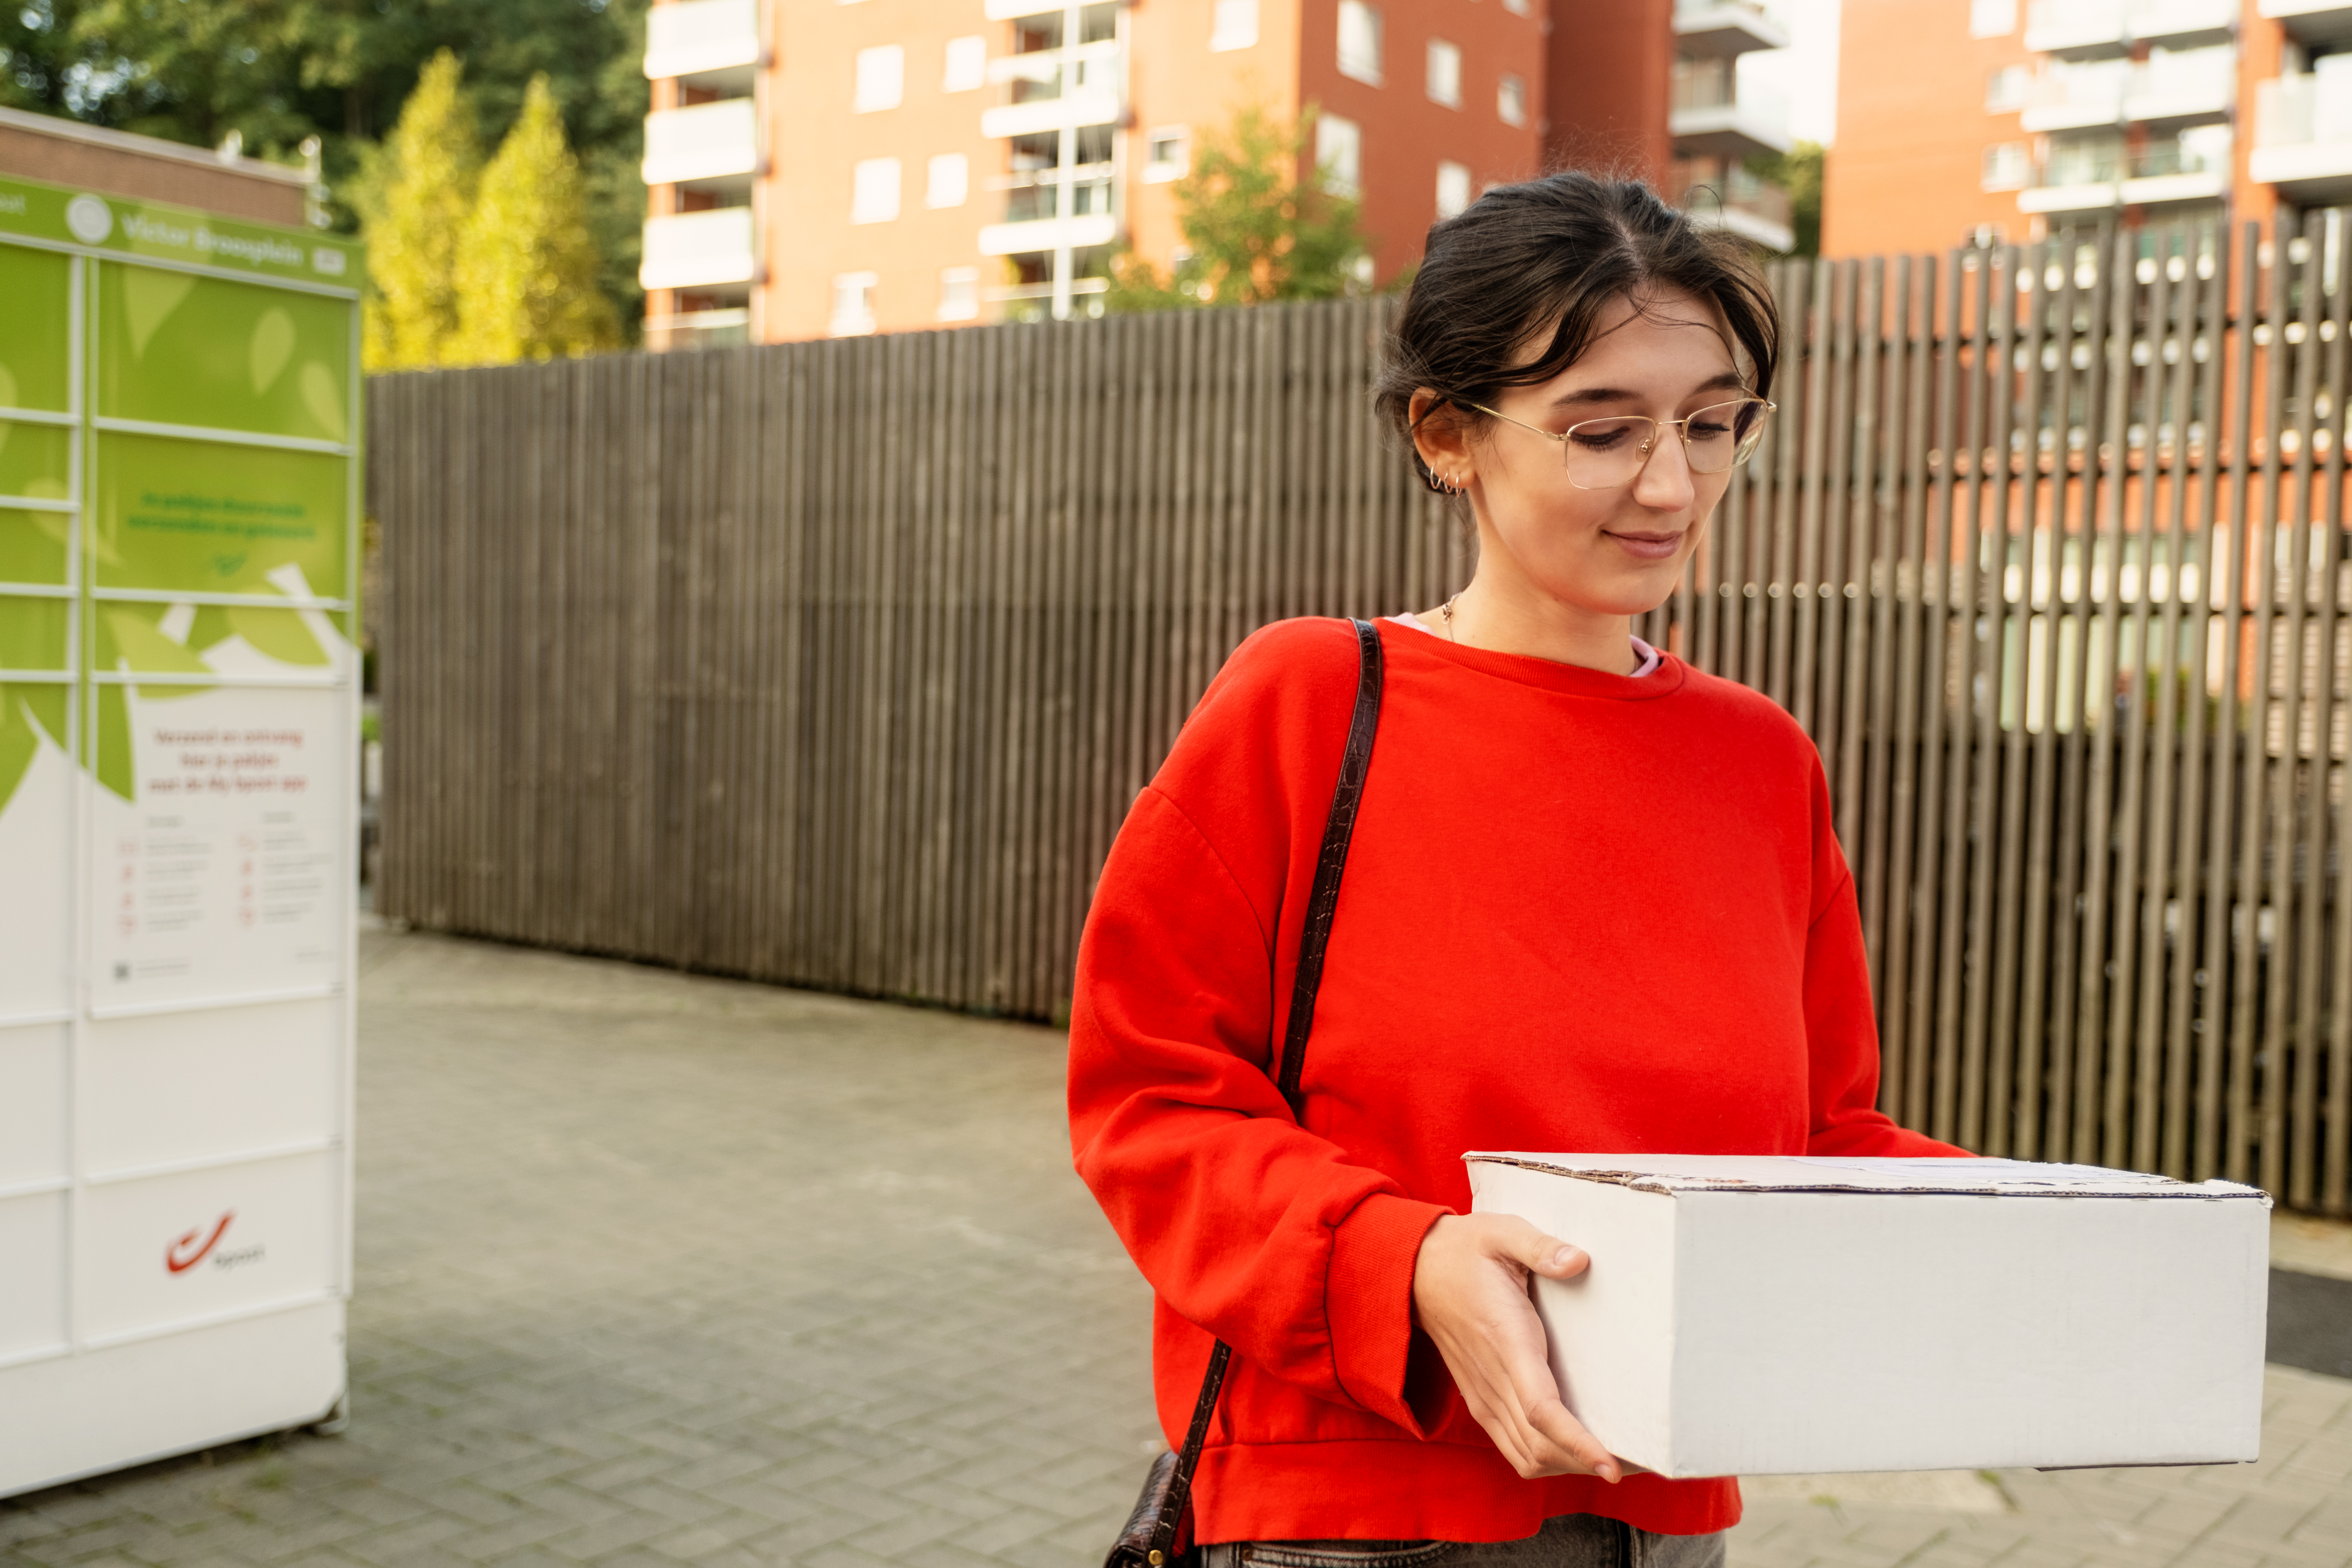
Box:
[1435,159,1471,219]
[1426,38,1462,108]
[852,156,903,222]
[926,153,970,208]
[1210,0,1258,52]
[1337,0,1383,87]
[853,44,905,112]
[1497,71,1526,127]
[938,266,980,322]
[831,271,879,336]
[1318,112,1363,196]
[943,35,986,93]
[1143,126,1191,184]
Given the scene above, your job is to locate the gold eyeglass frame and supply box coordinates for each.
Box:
[1469,397,1778,492]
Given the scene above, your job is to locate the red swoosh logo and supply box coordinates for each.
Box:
[166,1212,234,1274]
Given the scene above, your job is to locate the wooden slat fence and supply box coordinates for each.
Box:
[372,211,2352,1212]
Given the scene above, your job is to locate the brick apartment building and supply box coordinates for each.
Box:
[639,0,1797,345]
[1826,0,2351,258]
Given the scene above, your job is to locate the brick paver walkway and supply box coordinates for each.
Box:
[3,927,2347,1568]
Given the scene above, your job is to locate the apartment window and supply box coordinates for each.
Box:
[1338,0,1383,86]
[1426,39,1462,108]
[1143,126,1191,184]
[1982,141,2030,191]
[831,272,877,336]
[854,45,904,112]
[852,157,901,222]
[1986,65,2028,113]
[1317,113,1362,197]
[1969,0,2017,38]
[938,267,979,323]
[1210,0,1258,51]
[1497,72,1527,127]
[927,153,969,208]
[1502,0,1529,14]
[943,35,986,93]
[1435,160,1471,219]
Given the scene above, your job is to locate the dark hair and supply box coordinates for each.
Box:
[1373,171,1780,491]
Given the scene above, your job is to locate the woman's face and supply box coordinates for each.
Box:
[1450,288,1746,621]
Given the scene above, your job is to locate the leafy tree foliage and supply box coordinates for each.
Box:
[453,74,618,363]
[1108,105,1371,312]
[1747,140,1823,258]
[0,0,648,332]
[359,50,479,371]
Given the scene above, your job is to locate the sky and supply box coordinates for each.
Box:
[1735,0,1843,148]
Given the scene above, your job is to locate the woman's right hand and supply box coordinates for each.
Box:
[1409,1212,1624,1482]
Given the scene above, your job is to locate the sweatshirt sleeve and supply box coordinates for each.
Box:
[1067,733,1447,1433]
[1799,768,1973,1158]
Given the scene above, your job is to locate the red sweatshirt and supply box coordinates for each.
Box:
[1067,617,1965,1547]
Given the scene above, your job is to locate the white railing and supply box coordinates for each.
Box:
[644,0,761,81]
[2127,44,2236,110]
[639,207,757,291]
[641,99,760,187]
[2256,60,2352,147]
[2025,59,2126,119]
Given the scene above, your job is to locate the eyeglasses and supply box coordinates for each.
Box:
[1471,397,1776,491]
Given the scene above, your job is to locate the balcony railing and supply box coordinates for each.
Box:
[2126,45,2236,121]
[2026,0,2232,54]
[644,0,763,84]
[980,40,1120,136]
[2249,63,2352,199]
[1668,61,1792,159]
[639,207,757,292]
[641,99,760,188]
[1670,0,1790,57]
[1667,163,1793,249]
[2256,64,2352,150]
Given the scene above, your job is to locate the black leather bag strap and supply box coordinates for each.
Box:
[1130,617,1385,1567]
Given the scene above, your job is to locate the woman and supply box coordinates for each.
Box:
[1067,173,1965,1567]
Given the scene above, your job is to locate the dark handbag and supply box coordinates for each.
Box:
[1103,617,1387,1568]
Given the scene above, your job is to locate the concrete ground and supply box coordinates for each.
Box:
[2,926,2348,1568]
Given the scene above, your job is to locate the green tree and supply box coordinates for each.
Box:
[1108,104,1371,312]
[451,73,618,363]
[358,50,480,371]
[1,0,648,335]
[1747,140,1823,258]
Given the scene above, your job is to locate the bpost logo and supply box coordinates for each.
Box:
[165,1212,264,1274]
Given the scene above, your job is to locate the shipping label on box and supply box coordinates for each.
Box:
[1465,1154,2270,1479]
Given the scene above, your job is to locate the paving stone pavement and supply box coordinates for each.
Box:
[2,926,2347,1568]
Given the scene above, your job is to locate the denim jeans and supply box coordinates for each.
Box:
[1190,1513,1727,1568]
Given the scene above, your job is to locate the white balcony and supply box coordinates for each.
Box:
[1671,0,1790,58]
[2118,132,2231,203]
[978,214,1117,256]
[2027,0,2234,55]
[2252,63,2352,203]
[2123,45,2235,125]
[2026,0,2128,57]
[1669,62,1791,159]
[2130,0,2237,46]
[2259,0,2352,44]
[642,99,761,190]
[1668,164,1793,251]
[981,44,1121,138]
[640,207,758,290]
[2018,179,2122,212]
[2020,59,2126,130]
[644,0,765,89]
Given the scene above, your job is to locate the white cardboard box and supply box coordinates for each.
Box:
[1464,1154,2269,1478]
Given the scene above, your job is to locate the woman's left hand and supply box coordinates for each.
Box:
[1409,1212,1625,1482]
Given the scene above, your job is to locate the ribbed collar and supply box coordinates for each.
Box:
[1375,618,1690,700]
